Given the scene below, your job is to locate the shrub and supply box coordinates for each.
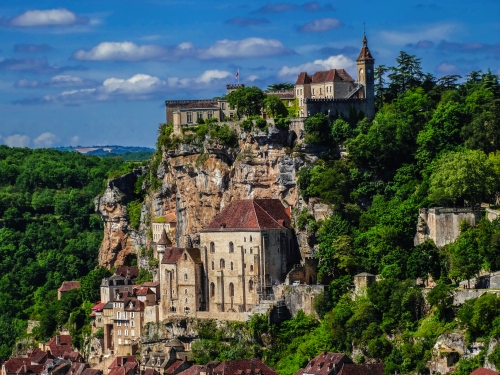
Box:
[255,118,267,129]
[241,119,253,131]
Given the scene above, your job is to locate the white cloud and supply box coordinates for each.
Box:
[168,70,231,88]
[298,18,342,33]
[70,136,80,146]
[8,8,89,27]
[33,132,59,148]
[435,62,460,75]
[195,70,231,83]
[379,24,458,45]
[16,75,97,88]
[3,134,31,147]
[278,54,355,77]
[101,74,167,95]
[246,75,260,82]
[72,38,291,61]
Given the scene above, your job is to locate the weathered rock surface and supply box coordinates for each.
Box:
[95,168,146,268]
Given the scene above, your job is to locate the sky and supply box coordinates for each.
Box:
[0,0,498,148]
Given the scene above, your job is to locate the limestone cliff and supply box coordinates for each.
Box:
[95,168,146,268]
[151,126,317,254]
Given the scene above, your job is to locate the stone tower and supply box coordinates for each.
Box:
[356,33,375,119]
[157,228,171,259]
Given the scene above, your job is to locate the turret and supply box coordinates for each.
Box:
[356,33,375,119]
[157,228,172,259]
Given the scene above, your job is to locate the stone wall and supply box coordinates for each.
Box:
[273,284,326,317]
[304,98,369,120]
[145,305,159,324]
[414,207,484,248]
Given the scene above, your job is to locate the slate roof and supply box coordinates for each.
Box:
[204,199,291,231]
[356,36,374,62]
[158,229,172,246]
[161,248,186,264]
[336,364,384,375]
[295,70,354,85]
[58,281,80,293]
[114,266,138,279]
[176,365,206,375]
[299,353,351,375]
[213,359,278,375]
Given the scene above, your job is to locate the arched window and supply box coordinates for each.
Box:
[229,242,234,253]
[211,261,214,270]
[184,273,188,280]
[249,235,252,242]
[185,298,188,303]
[210,282,215,298]
[185,289,188,295]
[220,259,225,269]
[184,253,187,260]
[249,280,254,291]
[229,283,234,297]
[230,262,234,270]
[250,265,254,272]
[210,242,215,253]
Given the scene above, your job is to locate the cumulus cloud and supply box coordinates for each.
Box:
[225,17,269,26]
[72,38,291,61]
[14,70,232,105]
[435,62,461,75]
[4,8,89,27]
[14,44,53,53]
[3,134,31,147]
[380,24,457,45]
[70,136,80,146]
[33,132,59,148]
[437,40,500,54]
[16,75,97,88]
[405,40,435,49]
[278,54,355,77]
[0,58,85,74]
[246,75,260,82]
[297,18,342,33]
[252,2,333,13]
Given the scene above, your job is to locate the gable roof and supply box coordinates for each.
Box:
[81,369,103,375]
[185,248,202,264]
[204,199,291,231]
[296,70,354,85]
[135,287,154,296]
[114,266,138,279]
[46,335,72,357]
[176,365,206,375]
[336,364,384,375]
[301,353,351,375]
[58,281,80,293]
[296,72,312,85]
[161,247,186,264]
[470,369,500,375]
[213,359,278,375]
[158,229,172,246]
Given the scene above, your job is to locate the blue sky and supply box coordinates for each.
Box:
[0,0,498,147]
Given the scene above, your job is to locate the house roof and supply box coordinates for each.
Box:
[158,229,172,246]
[45,335,72,357]
[183,101,219,109]
[91,302,106,311]
[470,368,500,375]
[63,351,83,362]
[114,266,138,279]
[301,353,351,375]
[295,69,354,85]
[204,199,291,231]
[161,247,185,264]
[142,281,160,287]
[144,369,160,375]
[336,364,384,375]
[108,356,137,369]
[165,360,185,374]
[185,248,202,264]
[213,359,278,375]
[3,358,31,374]
[124,299,144,311]
[176,365,206,375]
[296,72,312,85]
[81,369,102,375]
[136,287,154,296]
[28,349,49,364]
[58,281,80,293]
[165,213,177,223]
[67,362,88,375]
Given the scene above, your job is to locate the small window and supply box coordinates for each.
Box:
[212,261,214,270]
[208,111,213,119]
[249,280,254,291]
[197,111,203,120]
[185,288,188,295]
[187,112,193,123]
[184,273,188,280]
[185,298,188,303]
[249,235,252,242]
[250,247,253,254]
[210,242,215,253]
[229,242,234,253]
[221,102,226,110]
[131,330,135,337]
[125,329,128,336]
[229,283,234,297]
[184,253,187,260]
[220,259,225,269]
[131,320,135,327]
[250,265,254,272]
[210,282,215,298]
[244,237,246,242]
[230,262,234,270]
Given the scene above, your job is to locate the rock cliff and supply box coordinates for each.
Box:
[95,168,146,268]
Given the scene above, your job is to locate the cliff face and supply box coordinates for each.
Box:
[95,168,146,268]
[155,127,314,249]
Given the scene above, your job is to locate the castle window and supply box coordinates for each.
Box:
[250,247,253,254]
[249,280,254,291]
[229,242,234,253]
[131,330,135,337]
[187,112,193,123]
[212,261,214,270]
[250,265,254,272]
[312,88,315,95]
[185,288,188,295]
[185,298,188,303]
[172,289,175,295]
[208,111,213,119]
[319,88,322,95]
[210,242,215,253]
[230,262,234,270]
[184,253,187,260]
[249,235,252,242]
[229,283,234,297]
[125,329,128,336]
[221,102,226,110]
[197,111,203,120]
[210,282,215,297]
[184,273,188,280]
[220,259,225,269]
[244,237,246,242]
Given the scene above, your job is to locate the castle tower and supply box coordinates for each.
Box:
[157,228,171,259]
[356,33,375,119]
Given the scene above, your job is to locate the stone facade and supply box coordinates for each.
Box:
[414,207,483,248]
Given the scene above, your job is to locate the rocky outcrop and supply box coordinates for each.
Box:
[95,168,146,268]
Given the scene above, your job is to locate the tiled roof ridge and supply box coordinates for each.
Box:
[253,201,283,229]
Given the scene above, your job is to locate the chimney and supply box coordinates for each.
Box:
[56,335,60,345]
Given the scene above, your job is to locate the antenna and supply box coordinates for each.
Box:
[363,22,366,36]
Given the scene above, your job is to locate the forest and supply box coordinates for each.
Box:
[0,148,123,356]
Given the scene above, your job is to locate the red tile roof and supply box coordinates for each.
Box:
[58,281,80,293]
[91,302,106,311]
[296,72,312,85]
[336,364,384,375]
[161,248,186,264]
[213,359,278,375]
[67,362,88,375]
[142,282,160,287]
[356,36,374,62]
[311,69,354,83]
[205,199,291,231]
[81,369,102,375]
[176,365,206,375]
[114,266,138,279]
[124,299,144,311]
[470,369,500,375]
[144,369,160,375]
[46,335,72,357]
[165,360,185,374]
[108,356,137,370]
[63,351,83,362]
[135,287,154,296]
[299,353,351,375]
[28,349,50,364]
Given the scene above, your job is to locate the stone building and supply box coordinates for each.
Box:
[199,199,298,313]
[57,281,80,300]
[295,352,384,375]
[153,213,177,242]
[109,293,144,355]
[296,34,375,120]
[353,272,376,295]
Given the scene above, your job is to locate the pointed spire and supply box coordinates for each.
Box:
[157,228,172,247]
[356,33,374,62]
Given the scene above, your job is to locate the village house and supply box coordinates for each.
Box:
[141,339,192,375]
[57,281,80,300]
[108,356,139,375]
[152,213,177,242]
[295,352,384,375]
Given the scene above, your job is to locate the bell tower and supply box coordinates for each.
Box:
[356,33,375,119]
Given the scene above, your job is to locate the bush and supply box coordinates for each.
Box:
[127,200,142,229]
[255,118,267,129]
[209,124,238,147]
[241,119,253,131]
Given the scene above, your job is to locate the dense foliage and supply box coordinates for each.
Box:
[0,147,123,356]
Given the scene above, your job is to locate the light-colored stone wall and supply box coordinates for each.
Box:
[273,284,326,317]
[144,305,159,324]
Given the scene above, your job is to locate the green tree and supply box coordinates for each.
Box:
[227,86,266,118]
[267,83,294,91]
[263,95,288,118]
[304,113,330,145]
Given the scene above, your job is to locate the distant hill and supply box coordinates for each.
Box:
[55,145,154,156]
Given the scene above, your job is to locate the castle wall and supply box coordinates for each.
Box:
[304,98,369,120]
[273,284,326,317]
